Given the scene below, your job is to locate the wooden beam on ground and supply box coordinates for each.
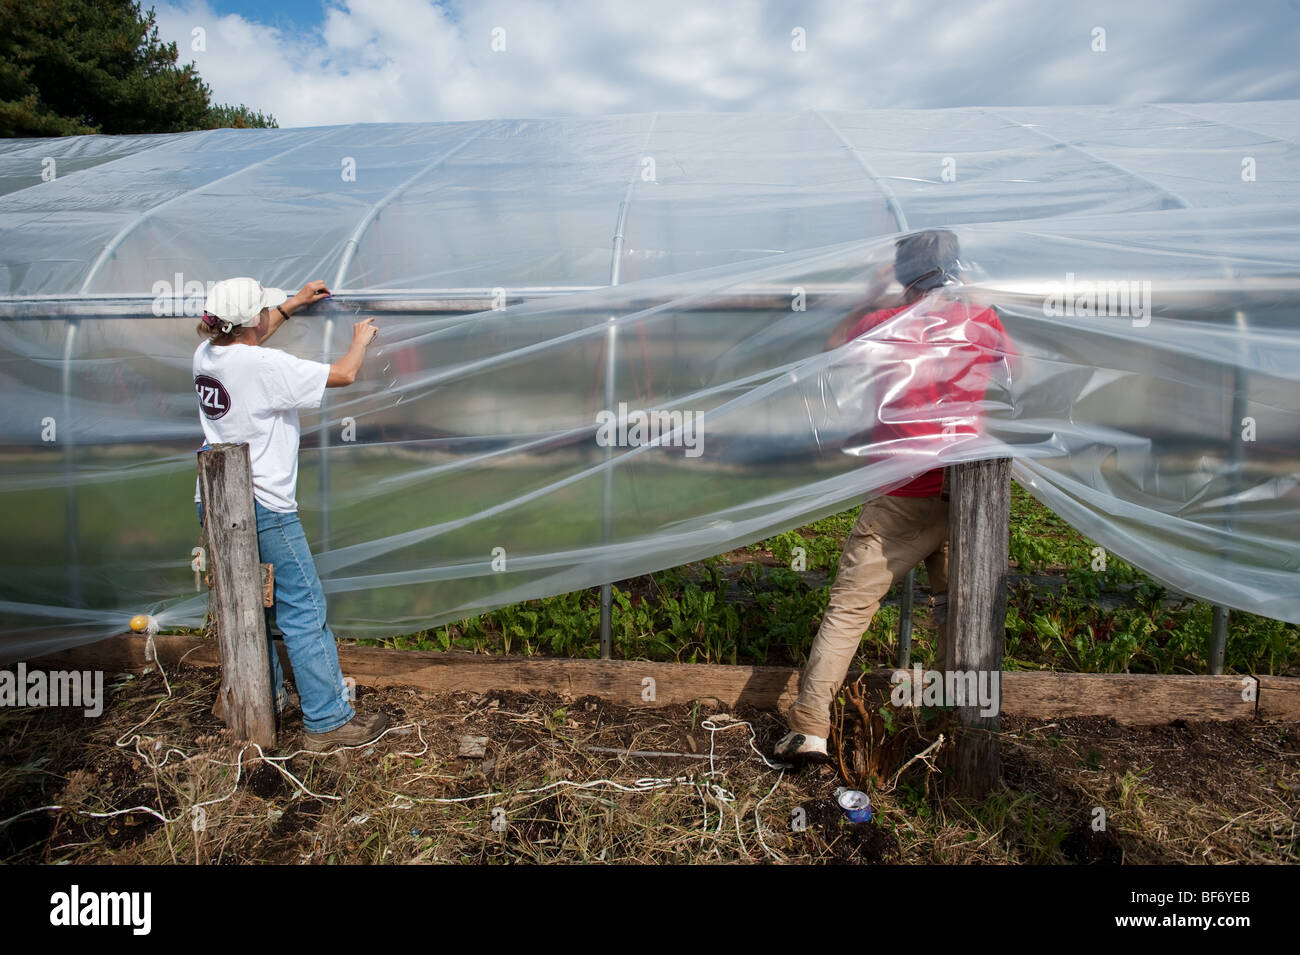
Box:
[1001,672,1257,722]
[30,633,822,709]
[197,443,275,749]
[944,457,1012,797]
[30,633,1298,725]
[1257,675,1300,721]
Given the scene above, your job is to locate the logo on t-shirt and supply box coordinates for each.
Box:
[195,374,232,419]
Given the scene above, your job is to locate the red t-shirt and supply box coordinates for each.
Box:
[847,298,1013,497]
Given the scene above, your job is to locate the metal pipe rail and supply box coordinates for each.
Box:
[4,277,1298,318]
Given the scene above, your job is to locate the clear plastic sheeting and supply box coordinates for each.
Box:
[0,103,1297,661]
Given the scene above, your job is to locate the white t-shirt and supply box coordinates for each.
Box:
[192,341,331,513]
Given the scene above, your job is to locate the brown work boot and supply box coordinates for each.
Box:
[302,711,390,752]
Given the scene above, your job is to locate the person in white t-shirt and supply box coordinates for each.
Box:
[193,276,386,750]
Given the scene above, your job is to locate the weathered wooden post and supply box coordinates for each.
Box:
[944,456,1011,797]
[197,443,276,749]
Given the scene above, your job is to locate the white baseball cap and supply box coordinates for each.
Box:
[202,277,288,329]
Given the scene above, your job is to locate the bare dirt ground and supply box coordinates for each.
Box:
[2,661,1296,864]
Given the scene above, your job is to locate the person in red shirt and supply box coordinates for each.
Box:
[776,229,1014,760]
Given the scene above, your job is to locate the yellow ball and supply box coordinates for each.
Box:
[129,614,150,633]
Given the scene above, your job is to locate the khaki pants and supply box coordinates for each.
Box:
[787,495,949,738]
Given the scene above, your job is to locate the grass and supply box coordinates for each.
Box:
[354,482,1300,676]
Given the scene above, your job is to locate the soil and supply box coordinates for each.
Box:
[1,663,1295,864]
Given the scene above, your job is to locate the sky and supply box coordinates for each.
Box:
[151,0,1300,127]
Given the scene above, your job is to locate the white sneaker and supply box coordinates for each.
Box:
[774,731,828,761]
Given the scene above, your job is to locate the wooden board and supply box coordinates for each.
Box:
[28,633,1297,725]
[1257,675,1300,721]
[1000,671,1257,723]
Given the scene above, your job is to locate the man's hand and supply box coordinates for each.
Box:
[291,280,331,310]
[328,318,378,387]
[825,261,898,352]
[256,280,331,344]
[353,317,378,347]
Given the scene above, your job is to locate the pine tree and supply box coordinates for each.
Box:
[0,0,276,137]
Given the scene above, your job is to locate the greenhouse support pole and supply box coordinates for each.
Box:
[897,568,915,669]
[599,323,615,660]
[1209,309,1251,674]
[1156,104,1293,150]
[599,114,659,660]
[318,318,334,548]
[812,110,909,235]
[61,320,82,607]
[1209,606,1230,674]
[331,130,487,294]
[8,279,1298,320]
[983,109,1193,209]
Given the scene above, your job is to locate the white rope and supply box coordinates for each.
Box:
[4,650,788,861]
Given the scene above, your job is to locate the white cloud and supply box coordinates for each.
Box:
[154,0,1300,127]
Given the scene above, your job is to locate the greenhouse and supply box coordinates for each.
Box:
[0,101,1297,661]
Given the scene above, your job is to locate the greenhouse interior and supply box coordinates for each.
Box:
[0,101,1297,661]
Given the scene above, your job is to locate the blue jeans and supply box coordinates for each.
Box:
[197,501,355,733]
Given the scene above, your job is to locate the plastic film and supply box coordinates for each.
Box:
[0,104,1296,658]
